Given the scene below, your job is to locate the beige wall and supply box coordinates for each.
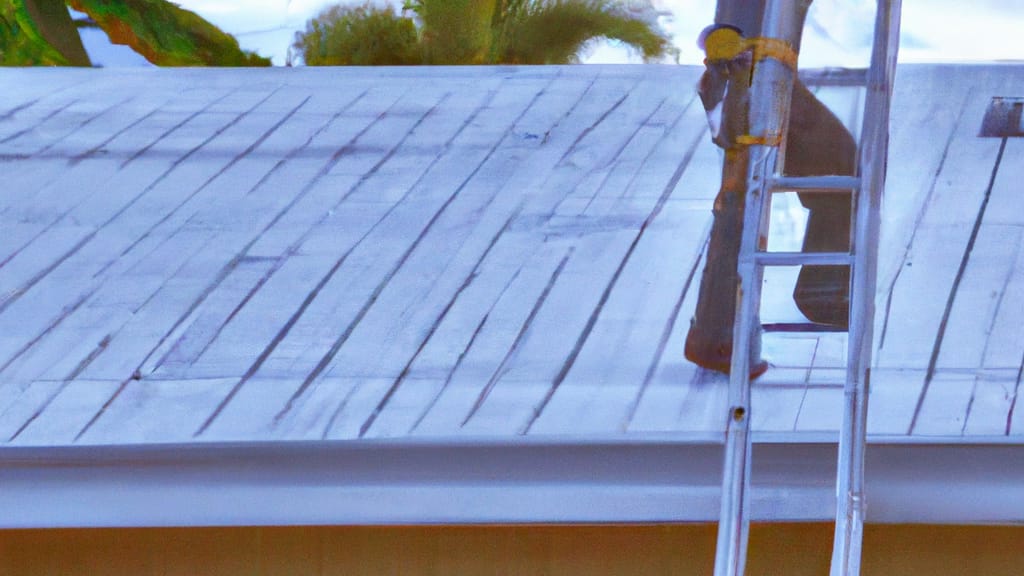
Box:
[2,524,1022,575]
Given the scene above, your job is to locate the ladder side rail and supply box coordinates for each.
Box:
[713,1,806,575]
[830,2,902,575]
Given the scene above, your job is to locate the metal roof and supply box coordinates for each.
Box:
[1,64,1023,526]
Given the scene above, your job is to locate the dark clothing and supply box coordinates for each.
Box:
[786,81,857,327]
[685,0,856,373]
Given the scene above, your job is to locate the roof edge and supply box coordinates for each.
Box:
[2,438,1023,528]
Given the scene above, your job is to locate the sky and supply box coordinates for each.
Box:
[75,0,1024,68]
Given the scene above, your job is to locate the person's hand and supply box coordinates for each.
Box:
[698,50,753,149]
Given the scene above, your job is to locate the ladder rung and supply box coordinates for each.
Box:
[769,176,860,193]
[799,67,869,88]
[762,322,848,333]
[752,251,853,266]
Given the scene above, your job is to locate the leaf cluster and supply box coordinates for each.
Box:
[293,0,671,66]
[492,0,670,64]
[293,3,419,66]
[1,0,270,67]
[68,0,269,66]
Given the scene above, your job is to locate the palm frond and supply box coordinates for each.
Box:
[68,0,270,66]
[411,0,495,64]
[293,3,419,66]
[296,0,671,67]
[494,0,669,65]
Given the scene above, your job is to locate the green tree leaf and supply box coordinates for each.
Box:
[494,0,670,64]
[2,0,270,67]
[68,0,270,66]
[298,0,671,67]
[414,0,495,64]
[292,3,419,66]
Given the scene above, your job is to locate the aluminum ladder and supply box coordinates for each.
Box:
[711,1,902,575]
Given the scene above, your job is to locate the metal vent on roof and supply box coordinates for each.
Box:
[980,97,1024,137]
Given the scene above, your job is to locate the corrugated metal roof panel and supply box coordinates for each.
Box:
[1,64,1023,523]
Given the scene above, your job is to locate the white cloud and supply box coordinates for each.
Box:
[901,0,1024,62]
[286,0,338,15]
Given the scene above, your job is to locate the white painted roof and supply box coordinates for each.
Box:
[1,64,1023,445]
[1,64,1023,526]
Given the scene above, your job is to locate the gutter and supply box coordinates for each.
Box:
[1,436,1022,528]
